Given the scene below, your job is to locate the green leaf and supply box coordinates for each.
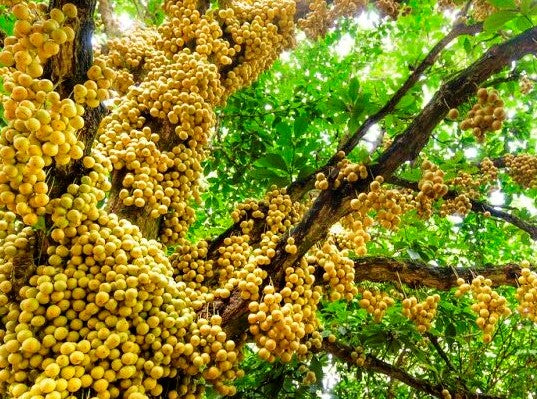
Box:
[32,216,47,232]
[294,115,309,137]
[253,153,288,172]
[326,97,348,113]
[348,76,361,103]
[513,15,533,30]
[275,121,292,140]
[487,0,517,8]
[397,93,415,110]
[519,0,533,13]
[483,10,518,32]
[0,10,15,36]
[347,106,363,132]
[463,37,472,55]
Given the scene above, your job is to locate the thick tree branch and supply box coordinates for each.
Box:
[219,26,537,338]
[323,339,504,399]
[286,22,483,200]
[353,257,522,289]
[47,0,105,200]
[388,176,537,240]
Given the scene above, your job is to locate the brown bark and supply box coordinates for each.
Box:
[47,0,105,200]
[353,257,522,289]
[323,339,504,399]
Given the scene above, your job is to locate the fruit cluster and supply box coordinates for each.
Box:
[358,288,395,322]
[440,193,472,217]
[298,0,368,39]
[310,241,358,301]
[334,158,368,188]
[459,88,506,143]
[0,2,83,226]
[516,262,537,322]
[415,160,448,219]
[402,295,440,333]
[504,154,537,189]
[456,276,511,343]
[520,75,534,95]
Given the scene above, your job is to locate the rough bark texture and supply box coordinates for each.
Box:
[323,339,504,399]
[353,257,522,289]
[47,0,105,200]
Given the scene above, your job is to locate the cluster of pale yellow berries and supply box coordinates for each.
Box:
[95,0,300,245]
[0,216,34,302]
[480,157,499,183]
[301,368,317,384]
[516,261,537,322]
[336,175,411,254]
[310,241,358,301]
[402,295,440,333]
[438,0,456,9]
[335,158,368,188]
[248,258,322,364]
[440,194,472,217]
[449,172,481,199]
[0,2,86,226]
[73,59,116,108]
[358,288,395,322]
[473,0,497,21]
[459,88,506,143]
[337,211,372,256]
[520,75,534,95]
[504,153,537,189]
[170,239,214,293]
[456,276,511,343]
[315,172,330,190]
[298,0,368,39]
[96,28,160,94]
[377,0,402,18]
[415,160,448,219]
[438,156,500,219]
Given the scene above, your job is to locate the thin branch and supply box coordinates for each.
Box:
[323,339,504,399]
[98,0,121,37]
[426,334,455,372]
[353,257,522,289]
[388,176,537,240]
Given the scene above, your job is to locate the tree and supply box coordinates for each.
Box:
[0,0,536,398]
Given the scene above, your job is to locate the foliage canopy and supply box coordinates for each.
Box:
[0,0,537,398]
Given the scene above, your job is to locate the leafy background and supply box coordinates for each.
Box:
[2,0,537,397]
